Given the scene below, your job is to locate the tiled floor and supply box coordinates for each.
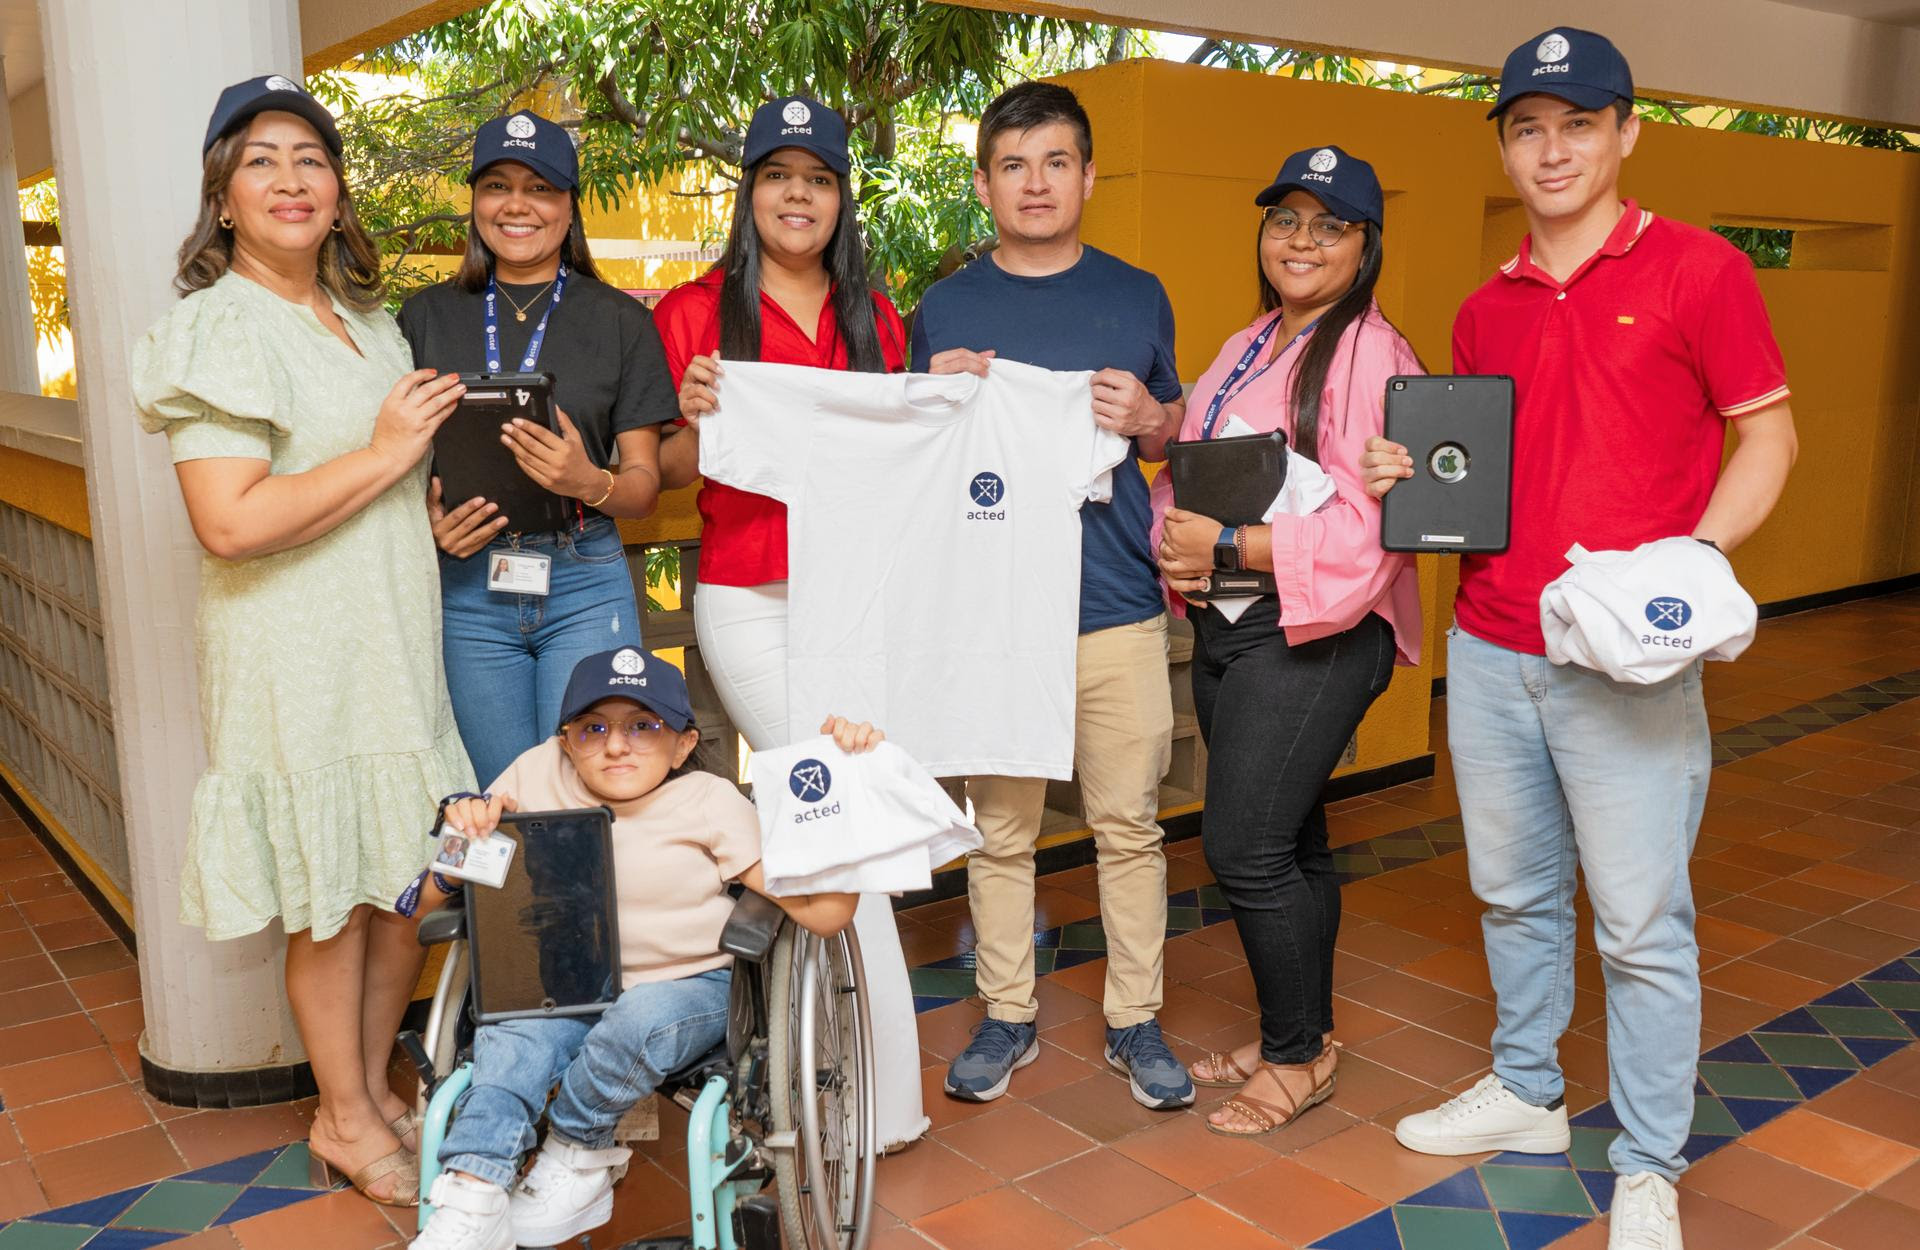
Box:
[4,591,1920,1248]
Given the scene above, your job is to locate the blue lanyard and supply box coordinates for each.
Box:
[483,262,568,372]
[1198,312,1320,440]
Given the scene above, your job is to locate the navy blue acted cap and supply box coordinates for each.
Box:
[203,75,342,157]
[1253,146,1383,230]
[742,96,850,176]
[1487,28,1635,120]
[469,110,579,192]
[556,647,694,734]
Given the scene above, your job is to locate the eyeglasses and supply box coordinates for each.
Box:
[1261,207,1355,247]
[564,715,669,753]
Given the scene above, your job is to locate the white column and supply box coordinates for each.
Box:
[0,57,41,395]
[38,0,306,1087]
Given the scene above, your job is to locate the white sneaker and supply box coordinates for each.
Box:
[1609,1172,1683,1249]
[509,1135,632,1246]
[411,1172,513,1250]
[1393,1073,1572,1155]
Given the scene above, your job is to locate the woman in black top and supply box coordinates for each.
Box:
[398,110,678,786]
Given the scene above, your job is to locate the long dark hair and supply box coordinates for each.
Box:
[717,155,888,372]
[175,126,384,311]
[454,178,601,292]
[1255,215,1388,464]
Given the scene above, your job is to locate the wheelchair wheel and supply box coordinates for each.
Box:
[416,940,470,1111]
[766,925,876,1250]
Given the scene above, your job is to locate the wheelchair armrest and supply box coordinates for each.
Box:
[719,890,784,962]
[417,903,467,948]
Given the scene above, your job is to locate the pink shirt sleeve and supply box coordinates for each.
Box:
[1266,313,1422,656]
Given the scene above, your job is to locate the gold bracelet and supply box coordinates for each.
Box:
[586,468,617,509]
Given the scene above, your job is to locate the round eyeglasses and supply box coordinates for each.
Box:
[1261,207,1356,248]
[563,714,669,753]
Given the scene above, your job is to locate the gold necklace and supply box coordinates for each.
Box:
[499,279,556,322]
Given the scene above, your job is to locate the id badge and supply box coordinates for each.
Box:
[487,551,552,596]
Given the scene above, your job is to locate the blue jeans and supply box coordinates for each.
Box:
[1447,627,1710,1180]
[440,968,732,1188]
[441,516,642,786]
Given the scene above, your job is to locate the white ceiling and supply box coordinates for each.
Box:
[1777,0,1920,22]
[0,0,40,98]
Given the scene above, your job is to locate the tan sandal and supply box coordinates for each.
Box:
[1192,1049,1257,1088]
[389,1109,422,1155]
[1204,1055,1336,1138]
[309,1140,420,1207]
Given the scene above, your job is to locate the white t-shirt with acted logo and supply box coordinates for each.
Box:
[748,737,982,896]
[700,359,1128,778]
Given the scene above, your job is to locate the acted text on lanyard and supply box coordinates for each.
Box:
[484,263,582,531]
[1197,311,1321,441]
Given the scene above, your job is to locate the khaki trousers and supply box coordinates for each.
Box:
[965,614,1175,1028]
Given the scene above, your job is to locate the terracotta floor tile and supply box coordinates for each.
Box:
[1193,963,1258,1010]
[0,1158,46,1221]
[0,979,81,1027]
[589,1155,693,1244]
[1423,998,1499,1047]
[1041,1011,1115,1064]
[1321,1053,1436,1120]
[232,1186,406,1249]
[66,965,142,1010]
[1348,1025,1490,1088]
[1700,958,1828,1008]
[1695,915,1780,957]
[1809,1192,1920,1250]
[164,1101,312,1168]
[1842,900,1920,941]
[16,891,92,925]
[1335,922,1448,969]
[0,951,60,994]
[49,938,135,978]
[1032,977,1103,1024]
[912,1182,1089,1250]
[1108,1194,1290,1250]
[1745,938,1877,986]
[1158,982,1253,1044]
[9,1080,152,1153]
[1702,895,1822,938]
[1804,1077,1920,1149]
[869,1224,940,1250]
[931,1099,1095,1180]
[166,1231,243,1250]
[1016,1147,1188,1234]
[1291,1120,1483,1203]
[1397,946,1494,998]
[1680,1143,1857,1230]
[1871,1159,1920,1212]
[1204,1155,1382,1246]
[31,913,115,951]
[1048,957,1111,1003]
[1743,1108,1920,1188]
[0,1010,101,1067]
[915,999,988,1063]
[1110,1105,1277,1190]
[1015,1039,1103,1100]
[88,998,145,1045]
[32,1121,185,1206]
[1162,934,1243,985]
[875,1138,1001,1221]
[1339,969,1474,1026]
[920,1065,997,1133]
[1798,918,1920,964]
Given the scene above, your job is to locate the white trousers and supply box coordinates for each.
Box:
[694,580,931,1150]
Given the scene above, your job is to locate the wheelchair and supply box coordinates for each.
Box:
[401,889,877,1250]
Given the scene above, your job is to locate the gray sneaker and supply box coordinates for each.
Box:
[1105,1019,1195,1109]
[944,1019,1040,1102]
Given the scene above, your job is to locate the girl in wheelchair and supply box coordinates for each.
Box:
[409,646,869,1250]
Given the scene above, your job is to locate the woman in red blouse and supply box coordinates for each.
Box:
[654,95,922,1148]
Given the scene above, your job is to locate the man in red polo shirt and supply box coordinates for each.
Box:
[1363,28,1795,1250]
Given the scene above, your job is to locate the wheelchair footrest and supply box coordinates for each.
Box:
[612,1240,693,1250]
[731,1193,781,1250]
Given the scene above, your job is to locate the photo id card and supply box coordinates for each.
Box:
[432,830,516,889]
[487,551,551,596]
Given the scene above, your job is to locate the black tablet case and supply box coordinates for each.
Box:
[464,806,622,1022]
[431,372,574,534]
[1380,375,1515,554]
[1166,429,1288,597]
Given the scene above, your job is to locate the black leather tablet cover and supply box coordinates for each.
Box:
[1380,375,1515,554]
[465,806,622,1022]
[431,371,574,534]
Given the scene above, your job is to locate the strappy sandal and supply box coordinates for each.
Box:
[1205,1056,1336,1138]
[1192,1048,1257,1088]
[389,1109,423,1155]
[309,1140,420,1207]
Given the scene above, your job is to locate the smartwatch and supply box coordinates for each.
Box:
[1213,526,1239,572]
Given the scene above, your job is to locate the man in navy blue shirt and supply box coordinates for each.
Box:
[913,82,1193,1111]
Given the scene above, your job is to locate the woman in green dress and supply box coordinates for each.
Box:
[131,76,473,1207]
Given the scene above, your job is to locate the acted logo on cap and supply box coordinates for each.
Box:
[506,114,537,139]
[1536,33,1571,64]
[782,100,812,127]
[265,75,301,93]
[1308,148,1339,173]
[611,647,646,675]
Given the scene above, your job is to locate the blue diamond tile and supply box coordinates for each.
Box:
[1570,1102,1623,1130]
[925,952,976,970]
[1841,1036,1910,1067]
[1895,1010,1920,1036]
[1785,1065,1852,1099]
[179,1148,283,1186]
[1052,948,1104,970]
[1815,983,1879,1008]
[1680,1133,1734,1163]
[1578,1169,1616,1212]
[1499,1211,1592,1250]
[1200,908,1235,926]
[1167,890,1201,908]
[1761,1008,1827,1035]
[911,995,957,1014]
[1865,958,1920,982]
[1721,1096,1794,1132]
[34,1185,153,1228]
[1701,1035,1770,1065]
[1486,1151,1571,1168]
[213,1186,320,1226]
[1031,928,1062,949]
[1401,1170,1490,1209]
[83,1231,183,1249]
[1694,1076,1710,1094]
[1311,1207,1402,1250]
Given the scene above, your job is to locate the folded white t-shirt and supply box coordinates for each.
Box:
[1209,414,1340,623]
[1540,537,1756,685]
[748,737,982,897]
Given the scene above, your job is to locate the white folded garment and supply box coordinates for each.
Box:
[749,737,983,897]
[1209,414,1340,624]
[1540,537,1757,685]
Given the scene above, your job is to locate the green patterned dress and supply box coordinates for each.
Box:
[131,271,474,941]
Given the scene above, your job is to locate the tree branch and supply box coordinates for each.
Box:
[1413,73,1493,95]
[595,66,743,165]
[1186,38,1222,65]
